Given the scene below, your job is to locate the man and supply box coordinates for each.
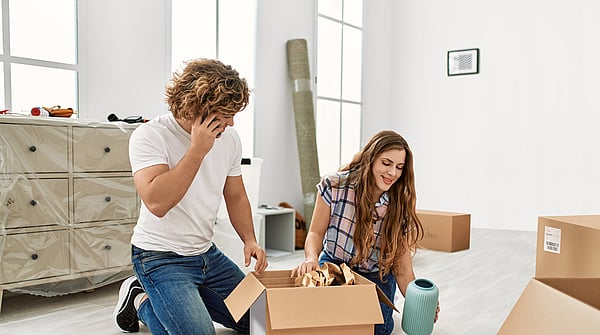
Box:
[114,58,267,334]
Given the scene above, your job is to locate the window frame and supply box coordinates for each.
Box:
[169,0,257,158]
[315,0,364,174]
[0,0,80,114]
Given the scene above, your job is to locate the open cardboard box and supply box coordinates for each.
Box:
[499,215,600,334]
[416,209,471,252]
[497,277,600,334]
[224,270,396,334]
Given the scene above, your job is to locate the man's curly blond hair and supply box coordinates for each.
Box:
[165,58,249,121]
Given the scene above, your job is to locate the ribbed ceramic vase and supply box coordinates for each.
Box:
[401,278,439,335]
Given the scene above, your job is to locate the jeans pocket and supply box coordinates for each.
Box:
[133,248,182,276]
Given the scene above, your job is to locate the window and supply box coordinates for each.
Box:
[316,0,363,174]
[171,0,257,158]
[1,0,78,115]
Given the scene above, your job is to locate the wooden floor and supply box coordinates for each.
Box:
[0,228,536,335]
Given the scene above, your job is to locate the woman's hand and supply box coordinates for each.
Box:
[291,259,320,277]
[434,301,440,322]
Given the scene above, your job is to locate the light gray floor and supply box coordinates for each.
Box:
[0,228,536,335]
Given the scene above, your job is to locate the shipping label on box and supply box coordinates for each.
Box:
[536,215,600,278]
[416,209,471,252]
[543,226,561,254]
[224,270,395,334]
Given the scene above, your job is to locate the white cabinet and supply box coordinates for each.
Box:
[213,207,296,272]
[0,116,139,313]
[258,208,296,257]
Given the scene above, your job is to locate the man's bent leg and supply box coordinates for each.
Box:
[132,246,216,335]
[200,244,249,333]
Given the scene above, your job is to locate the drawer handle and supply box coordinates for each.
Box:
[104,245,112,250]
[104,146,111,153]
[30,200,38,206]
[105,196,112,202]
[31,253,39,260]
[29,145,37,152]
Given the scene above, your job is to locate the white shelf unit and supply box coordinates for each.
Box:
[258,208,295,257]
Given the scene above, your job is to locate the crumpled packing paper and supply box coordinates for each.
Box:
[295,262,355,287]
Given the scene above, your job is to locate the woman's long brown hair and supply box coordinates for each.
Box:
[339,130,423,280]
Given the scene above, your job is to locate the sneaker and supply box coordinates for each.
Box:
[114,276,144,333]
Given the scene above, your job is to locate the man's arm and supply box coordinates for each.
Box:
[133,115,223,218]
[223,175,268,273]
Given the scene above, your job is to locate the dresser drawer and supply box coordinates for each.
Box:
[72,127,132,172]
[73,177,137,222]
[0,124,68,173]
[0,230,70,284]
[72,223,134,272]
[1,178,69,228]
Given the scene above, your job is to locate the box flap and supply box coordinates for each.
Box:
[375,285,398,312]
[537,277,600,309]
[224,272,266,322]
[253,269,296,288]
[353,272,398,312]
[265,285,384,330]
[498,278,600,334]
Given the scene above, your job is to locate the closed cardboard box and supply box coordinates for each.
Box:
[416,209,471,252]
[224,270,395,334]
[498,277,600,334]
[536,215,600,278]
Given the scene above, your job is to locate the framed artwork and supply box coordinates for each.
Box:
[447,48,479,76]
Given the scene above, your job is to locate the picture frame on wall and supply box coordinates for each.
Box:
[447,48,479,76]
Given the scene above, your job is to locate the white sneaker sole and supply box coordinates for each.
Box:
[113,276,141,332]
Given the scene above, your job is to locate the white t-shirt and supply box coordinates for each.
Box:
[128,113,242,255]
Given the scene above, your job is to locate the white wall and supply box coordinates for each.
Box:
[77,0,314,214]
[254,0,316,210]
[361,1,600,230]
[77,1,600,231]
[78,0,171,122]
[362,0,394,142]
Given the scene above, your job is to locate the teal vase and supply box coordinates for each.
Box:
[401,278,439,335]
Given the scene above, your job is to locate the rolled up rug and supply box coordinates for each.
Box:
[286,39,321,226]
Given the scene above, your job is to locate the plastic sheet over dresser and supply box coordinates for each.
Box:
[0,116,139,308]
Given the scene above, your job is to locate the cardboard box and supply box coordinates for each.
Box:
[497,277,600,334]
[416,209,470,252]
[536,215,600,277]
[224,270,395,334]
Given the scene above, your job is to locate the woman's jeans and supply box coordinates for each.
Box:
[319,253,397,335]
[132,244,249,335]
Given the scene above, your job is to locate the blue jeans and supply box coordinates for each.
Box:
[132,244,249,335]
[319,252,396,335]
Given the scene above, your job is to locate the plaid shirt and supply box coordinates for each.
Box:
[317,171,389,273]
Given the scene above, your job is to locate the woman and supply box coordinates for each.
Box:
[292,130,437,335]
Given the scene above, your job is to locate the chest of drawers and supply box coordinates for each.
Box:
[0,116,139,313]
